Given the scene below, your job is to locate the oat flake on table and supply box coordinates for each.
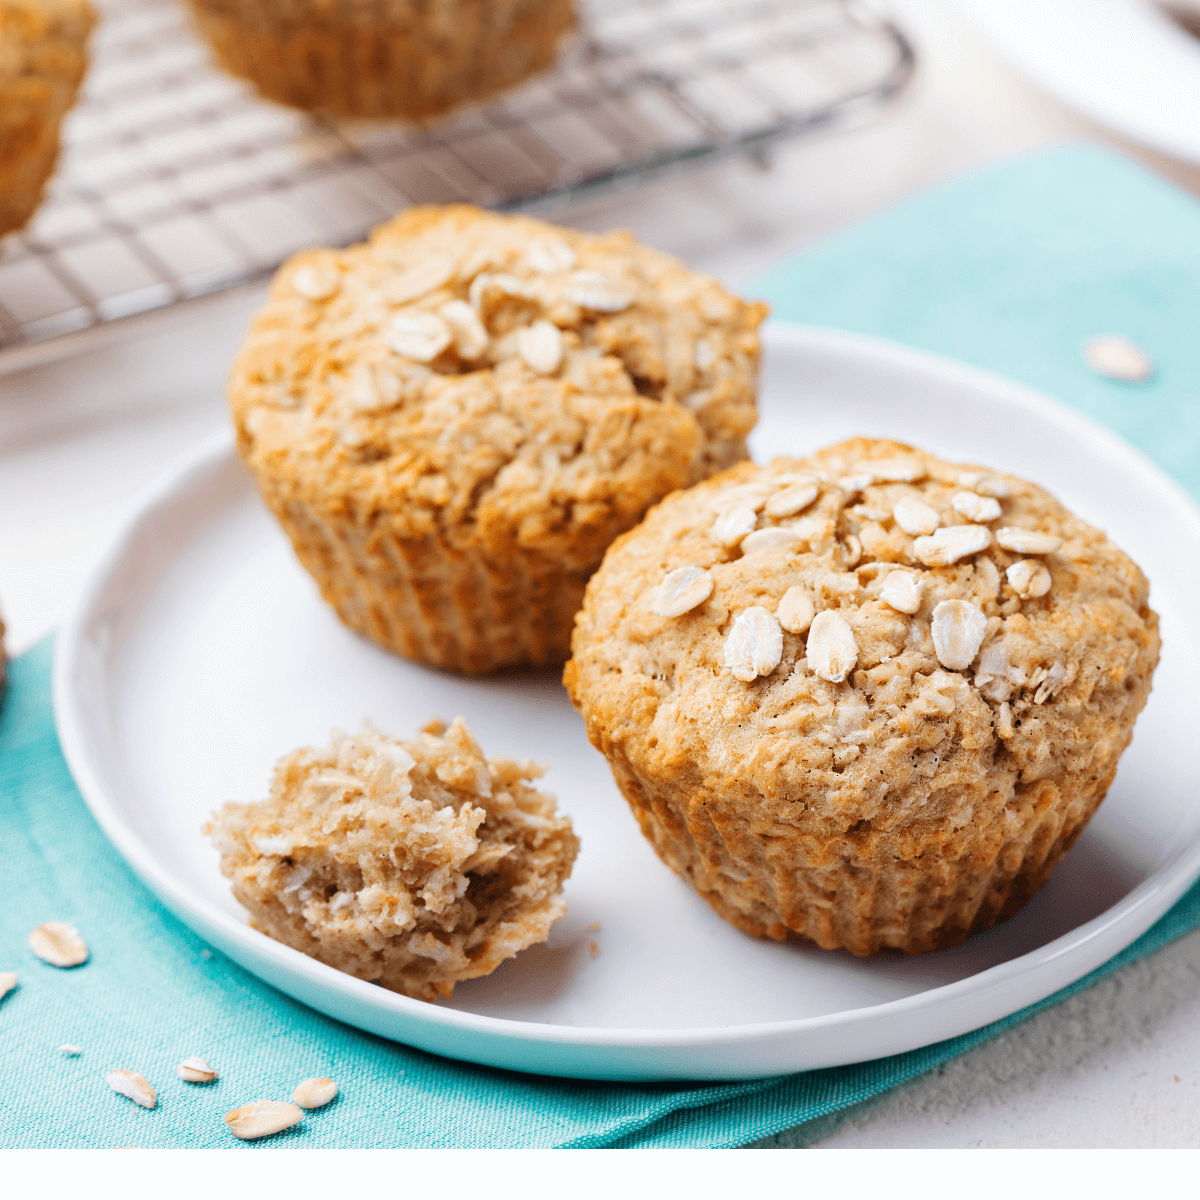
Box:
[225,1100,304,1140]
[28,922,88,967]
[291,1077,338,1109]
[106,1069,157,1108]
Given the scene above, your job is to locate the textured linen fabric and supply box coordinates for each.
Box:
[4,640,1200,1149]
[752,142,1200,504]
[4,142,1200,1148]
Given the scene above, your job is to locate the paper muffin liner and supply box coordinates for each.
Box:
[0,0,94,237]
[184,0,577,119]
[272,495,588,675]
[605,751,1114,956]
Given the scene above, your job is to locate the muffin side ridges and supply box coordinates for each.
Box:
[185,0,577,119]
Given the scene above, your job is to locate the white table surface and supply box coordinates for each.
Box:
[5,0,1200,1149]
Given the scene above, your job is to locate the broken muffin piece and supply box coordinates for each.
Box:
[204,718,578,1001]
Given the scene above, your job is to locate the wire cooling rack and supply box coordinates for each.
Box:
[0,0,914,361]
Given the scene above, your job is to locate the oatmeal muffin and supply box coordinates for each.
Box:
[185,0,576,119]
[205,717,578,1001]
[565,438,1160,956]
[0,0,93,238]
[230,204,766,674]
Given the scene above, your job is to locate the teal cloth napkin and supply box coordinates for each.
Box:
[4,142,1200,1149]
[752,142,1200,498]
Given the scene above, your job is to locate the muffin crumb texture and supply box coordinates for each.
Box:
[566,437,1160,955]
[230,204,766,674]
[204,718,579,1000]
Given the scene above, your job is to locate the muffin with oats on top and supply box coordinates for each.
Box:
[565,437,1159,955]
[228,203,767,675]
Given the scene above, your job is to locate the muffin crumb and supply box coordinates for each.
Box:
[205,718,578,1001]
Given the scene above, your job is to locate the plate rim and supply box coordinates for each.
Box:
[956,0,1200,166]
[52,322,1200,1078]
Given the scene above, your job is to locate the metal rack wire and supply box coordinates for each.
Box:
[0,0,914,361]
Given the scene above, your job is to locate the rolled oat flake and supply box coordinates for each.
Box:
[931,599,987,671]
[1084,334,1155,383]
[292,1077,339,1109]
[652,566,713,618]
[178,1056,218,1083]
[225,1100,305,1140]
[28,922,88,968]
[806,610,858,683]
[106,1069,157,1109]
[723,606,783,682]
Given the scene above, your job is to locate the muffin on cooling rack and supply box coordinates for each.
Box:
[228,204,767,675]
[185,0,577,119]
[0,0,94,238]
[565,437,1160,956]
[205,717,579,1001]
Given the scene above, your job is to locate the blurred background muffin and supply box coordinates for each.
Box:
[184,0,577,119]
[0,0,93,238]
[228,204,767,675]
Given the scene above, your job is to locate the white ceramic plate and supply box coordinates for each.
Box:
[957,0,1200,165]
[55,325,1200,1082]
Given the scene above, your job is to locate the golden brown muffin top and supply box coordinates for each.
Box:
[566,438,1160,851]
[229,205,766,561]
